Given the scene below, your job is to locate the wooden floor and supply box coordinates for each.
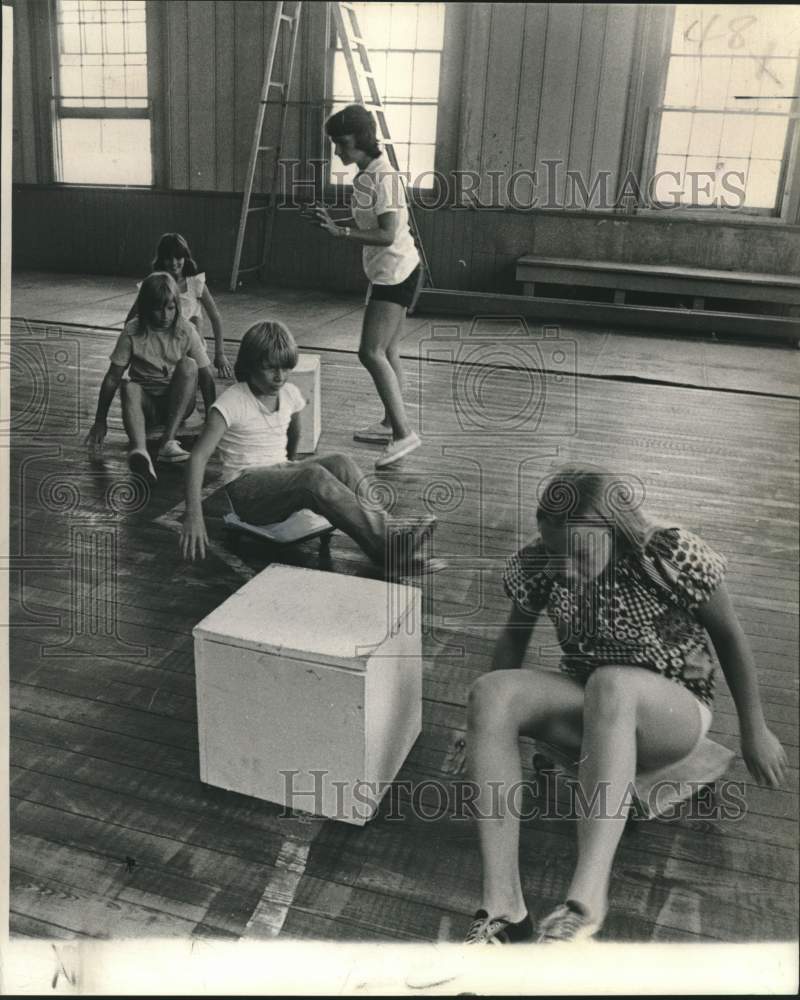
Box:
[7,286,800,946]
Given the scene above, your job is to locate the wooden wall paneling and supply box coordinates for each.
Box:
[232,1,266,194]
[28,0,56,185]
[12,0,38,183]
[589,4,637,209]
[433,3,467,186]
[533,3,583,209]
[187,0,216,191]
[567,4,607,209]
[455,4,492,203]
[165,1,190,190]
[214,1,236,192]
[146,0,168,189]
[480,3,526,208]
[615,4,672,209]
[512,3,548,210]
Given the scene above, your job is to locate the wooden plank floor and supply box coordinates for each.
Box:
[7,317,799,944]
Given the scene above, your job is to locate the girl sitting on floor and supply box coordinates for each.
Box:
[180,320,442,576]
[86,272,217,479]
[127,232,233,379]
[465,463,786,945]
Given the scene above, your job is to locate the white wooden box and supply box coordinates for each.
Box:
[288,353,321,453]
[193,565,422,825]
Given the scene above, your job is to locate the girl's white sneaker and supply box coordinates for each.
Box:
[158,439,191,463]
[375,431,421,469]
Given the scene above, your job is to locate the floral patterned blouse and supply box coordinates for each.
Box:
[502,527,727,707]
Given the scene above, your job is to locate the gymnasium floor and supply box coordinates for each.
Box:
[7,271,800,944]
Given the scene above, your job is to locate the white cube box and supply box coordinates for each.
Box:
[288,353,321,454]
[193,565,422,825]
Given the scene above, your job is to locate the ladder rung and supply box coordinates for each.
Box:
[238,265,263,274]
[257,145,275,151]
[247,205,271,214]
[267,81,286,90]
[279,13,293,22]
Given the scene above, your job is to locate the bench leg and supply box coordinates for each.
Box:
[613,289,626,305]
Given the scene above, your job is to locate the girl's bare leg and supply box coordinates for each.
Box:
[120,381,149,453]
[358,299,411,439]
[566,666,703,921]
[467,670,585,921]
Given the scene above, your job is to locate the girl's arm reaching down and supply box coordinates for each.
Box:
[287,410,303,462]
[697,582,788,787]
[181,410,227,561]
[491,602,540,671]
[200,286,232,379]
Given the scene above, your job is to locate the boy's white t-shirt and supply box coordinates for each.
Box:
[351,154,419,285]
[211,381,306,485]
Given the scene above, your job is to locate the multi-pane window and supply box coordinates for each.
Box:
[649,5,800,213]
[329,2,445,188]
[53,0,151,185]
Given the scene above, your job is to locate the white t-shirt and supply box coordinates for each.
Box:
[211,381,306,485]
[135,273,206,323]
[352,155,419,285]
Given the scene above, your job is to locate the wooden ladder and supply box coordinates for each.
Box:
[229,0,303,292]
[229,1,433,292]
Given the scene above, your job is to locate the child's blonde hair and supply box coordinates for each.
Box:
[134,272,181,332]
[234,320,299,385]
[536,463,657,555]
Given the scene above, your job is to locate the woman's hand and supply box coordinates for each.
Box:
[214,351,233,380]
[181,510,208,562]
[312,204,341,237]
[741,724,788,787]
[84,420,107,458]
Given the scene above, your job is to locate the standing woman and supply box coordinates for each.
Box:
[315,105,422,469]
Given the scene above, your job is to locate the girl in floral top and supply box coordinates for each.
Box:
[465,464,786,945]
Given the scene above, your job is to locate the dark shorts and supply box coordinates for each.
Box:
[368,266,422,309]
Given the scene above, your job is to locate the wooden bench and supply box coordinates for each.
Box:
[515,255,800,342]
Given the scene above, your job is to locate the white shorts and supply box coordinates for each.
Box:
[696,699,713,741]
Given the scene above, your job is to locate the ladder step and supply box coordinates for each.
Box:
[268,81,286,89]
[247,205,271,214]
[257,145,275,151]
[279,13,293,22]
[238,265,263,274]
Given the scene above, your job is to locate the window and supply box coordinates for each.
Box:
[649,4,800,214]
[329,2,445,188]
[53,0,151,185]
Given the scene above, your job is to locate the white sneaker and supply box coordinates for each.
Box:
[375,432,421,469]
[128,449,157,482]
[353,420,393,444]
[157,439,191,463]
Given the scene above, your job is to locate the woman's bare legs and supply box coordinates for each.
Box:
[566,666,703,921]
[468,666,704,924]
[358,299,411,439]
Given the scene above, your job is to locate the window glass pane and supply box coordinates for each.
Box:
[416,3,445,48]
[720,114,756,157]
[751,115,790,159]
[389,3,417,48]
[408,144,435,184]
[745,159,782,208]
[411,53,440,100]
[658,111,693,154]
[688,113,724,157]
[653,155,689,205]
[58,118,151,185]
[386,52,413,99]
[410,105,437,144]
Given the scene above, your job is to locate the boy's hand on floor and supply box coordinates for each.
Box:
[181,511,208,561]
[84,421,107,458]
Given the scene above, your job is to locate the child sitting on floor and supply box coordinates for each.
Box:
[85,272,217,480]
[465,463,786,945]
[127,232,233,379]
[180,320,442,576]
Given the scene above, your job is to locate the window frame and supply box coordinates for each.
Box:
[638,4,800,223]
[47,0,159,188]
